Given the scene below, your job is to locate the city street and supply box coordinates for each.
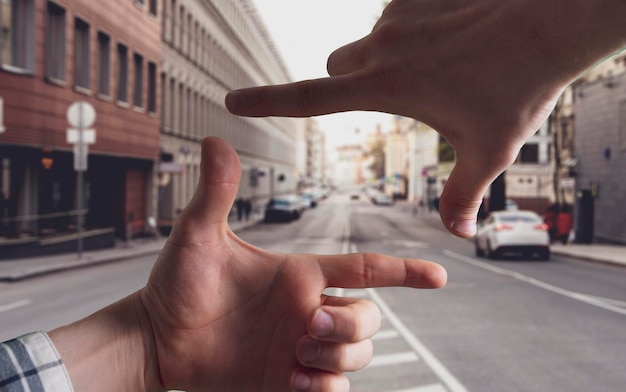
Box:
[1,192,625,392]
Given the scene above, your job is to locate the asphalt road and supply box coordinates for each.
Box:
[1,192,625,392]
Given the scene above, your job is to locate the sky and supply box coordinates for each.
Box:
[251,0,394,151]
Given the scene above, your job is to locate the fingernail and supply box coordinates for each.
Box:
[299,339,321,363]
[451,220,476,237]
[292,372,311,391]
[311,308,333,337]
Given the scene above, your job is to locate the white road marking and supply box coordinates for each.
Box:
[340,220,463,392]
[445,250,626,316]
[372,329,400,341]
[343,289,368,297]
[0,299,31,313]
[392,383,449,392]
[366,288,469,392]
[367,351,419,368]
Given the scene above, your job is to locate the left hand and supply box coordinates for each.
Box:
[140,137,447,391]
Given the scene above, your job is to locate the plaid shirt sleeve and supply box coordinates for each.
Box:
[0,332,74,392]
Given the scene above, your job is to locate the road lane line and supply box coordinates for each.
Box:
[367,351,419,368]
[348,240,467,392]
[445,250,626,316]
[0,299,31,313]
[366,288,468,392]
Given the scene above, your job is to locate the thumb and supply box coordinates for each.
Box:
[171,137,241,241]
[438,164,488,238]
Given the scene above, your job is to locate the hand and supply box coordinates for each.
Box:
[225,0,626,238]
[139,137,447,391]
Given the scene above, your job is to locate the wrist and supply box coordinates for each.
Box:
[49,292,161,392]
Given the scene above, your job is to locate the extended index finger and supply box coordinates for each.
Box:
[225,73,372,118]
[317,253,447,289]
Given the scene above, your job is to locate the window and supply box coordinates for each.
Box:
[519,144,539,163]
[74,18,90,89]
[116,43,128,102]
[46,2,66,81]
[97,31,110,95]
[147,61,156,113]
[0,0,35,70]
[149,0,157,16]
[133,52,143,108]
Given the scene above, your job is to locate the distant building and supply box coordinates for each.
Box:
[333,145,364,188]
[303,118,326,189]
[0,0,161,256]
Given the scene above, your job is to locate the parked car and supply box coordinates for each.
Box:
[300,192,318,208]
[264,196,302,222]
[475,210,550,260]
[371,192,393,206]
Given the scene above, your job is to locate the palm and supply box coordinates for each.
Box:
[144,228,331,391]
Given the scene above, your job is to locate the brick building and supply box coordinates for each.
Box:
[0,0,161,257]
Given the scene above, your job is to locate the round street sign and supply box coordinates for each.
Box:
[67,101,96,128]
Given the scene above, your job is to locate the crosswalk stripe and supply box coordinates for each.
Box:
[391,383,449,392]
[367,351,419,368]
[372,329,399,341]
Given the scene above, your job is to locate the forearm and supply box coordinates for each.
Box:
[48,292,161,392]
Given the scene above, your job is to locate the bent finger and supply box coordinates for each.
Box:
[317,253,447,290]
[296,337,373,373]
[308,299,381,342]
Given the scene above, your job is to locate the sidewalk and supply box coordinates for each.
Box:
[550,243,626,267]
[0,211,264,282]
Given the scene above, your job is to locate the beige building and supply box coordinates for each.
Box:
[158,0,305,230]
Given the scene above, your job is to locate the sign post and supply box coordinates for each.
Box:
[66,102,96,259]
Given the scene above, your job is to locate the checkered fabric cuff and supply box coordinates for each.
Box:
[0,332,74,392]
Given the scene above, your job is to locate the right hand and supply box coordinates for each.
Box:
[226,0,624,237]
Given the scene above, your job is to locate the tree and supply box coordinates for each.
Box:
[366,139,386,180]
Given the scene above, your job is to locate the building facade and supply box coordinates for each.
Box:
[0,0,161,256]
[573,55,626,244]
[158,0,304,230]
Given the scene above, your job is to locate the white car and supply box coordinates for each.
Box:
[474,210,550,260]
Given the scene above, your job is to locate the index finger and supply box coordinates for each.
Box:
[317,253,447,289]
[225,73,372,117]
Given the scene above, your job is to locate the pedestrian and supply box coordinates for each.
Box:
[543,204,558,243]
[244,198,252,221]
[235,197,244,221]
[226,0,626,240]
[1,138,446,392]
[557,204,574,245]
